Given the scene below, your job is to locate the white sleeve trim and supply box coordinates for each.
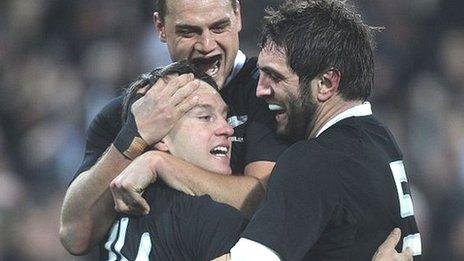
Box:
[230,238,281,261]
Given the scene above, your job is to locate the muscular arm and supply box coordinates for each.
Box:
[111,151,275,218]
[60,146,131,255]
[156,153,275,217]
[212,228,413,261]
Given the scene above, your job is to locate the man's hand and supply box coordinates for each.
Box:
[372,228,413,261]
[110,151,160,215]
[132,73,201,145]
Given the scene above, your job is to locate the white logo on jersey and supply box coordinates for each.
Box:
[228,115,248,128]
[231,137,244,143]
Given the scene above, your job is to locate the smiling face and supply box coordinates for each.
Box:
[256,45,318,141]
[156,0,242,89]
[162,81,234,175]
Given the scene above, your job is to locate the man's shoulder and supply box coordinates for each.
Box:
[238,56,259,78]
[274,140,341,178]
[91,95,124,128]
[279,139,335,161]
[224,57,259,90]
[98,95,124,117]
[319,115,402,159]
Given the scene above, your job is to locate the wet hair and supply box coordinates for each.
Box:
[155,0,238,22]
[261,0,381,101]
[122,60,218,121]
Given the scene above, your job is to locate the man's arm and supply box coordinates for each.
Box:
[60,146,131,255]
[156,155,274,217]
[212,228,413,261]
[111,151,274,218]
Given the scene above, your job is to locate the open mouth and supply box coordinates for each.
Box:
[192,55,221,77]
[210,145,229,157]
[268,103,287,122]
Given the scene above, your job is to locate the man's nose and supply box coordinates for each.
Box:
[256,74,272,98]
[215,119,234,137]
[195,31,217,54]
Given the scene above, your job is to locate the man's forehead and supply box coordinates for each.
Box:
[258,47,289,72]
[192,101,228,114]
[166,0,233,17]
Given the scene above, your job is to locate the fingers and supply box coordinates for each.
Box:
[110,176,152,216]
[136,84,151,95]
[381,228,402,250]
[159,73,196,98]
[113,189,150,215]
[170,79,201,106]
[398,247,413,261]
[176,95,200,115]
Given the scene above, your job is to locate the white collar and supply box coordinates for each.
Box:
[315,102,372,137]
[224,50,246,86]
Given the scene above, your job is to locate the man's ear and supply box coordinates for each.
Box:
[154,12,166,43]
[234,0,242,32]
[153,140,169,152]
[316,68,341,102]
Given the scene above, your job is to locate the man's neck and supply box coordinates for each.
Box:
[308,96,363,138]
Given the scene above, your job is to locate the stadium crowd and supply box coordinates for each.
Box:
[0,0,463,260]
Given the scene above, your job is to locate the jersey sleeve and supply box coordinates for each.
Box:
[72,96,123,181]
[177,195,248,261]
[240,141,341,260]
[244,72,290,165]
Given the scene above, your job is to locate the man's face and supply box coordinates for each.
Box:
[156,0,241,89]
[163,81,234,175]
[256,46,318,141]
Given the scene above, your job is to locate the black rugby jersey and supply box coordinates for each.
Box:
[101,182,248,260]
[242,115,422,260]
[74,57,289,178]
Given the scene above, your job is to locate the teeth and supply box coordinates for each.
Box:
[206,60,219,76]
[269,104,284,111]
[210,146,228,156]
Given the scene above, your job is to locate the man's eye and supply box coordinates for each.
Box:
[265,71,281,82]
[198,115,212,121]
[211,26,227,34]
[269,74,280,82]
[178,30,196,38]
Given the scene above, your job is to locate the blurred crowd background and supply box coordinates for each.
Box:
[0,0,463,260]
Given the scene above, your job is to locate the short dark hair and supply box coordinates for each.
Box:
[261,0,380,101]
[122,60,218,121]
[156,0,238,22]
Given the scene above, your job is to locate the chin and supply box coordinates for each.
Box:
[202,159,231,175]
[216,166,232,175]
[213,76,225,88]
[276,123,288,136]
[211,165,232,175]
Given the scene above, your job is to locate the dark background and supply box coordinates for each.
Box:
[0,0,463,260]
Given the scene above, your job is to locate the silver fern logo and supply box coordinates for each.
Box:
[227,115,247,128]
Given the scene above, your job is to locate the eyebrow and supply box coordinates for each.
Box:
[211,18,231,28]
[191,103,229,115]
[175,18,231,32]
[259,66,285,80]
[175,24,202,33]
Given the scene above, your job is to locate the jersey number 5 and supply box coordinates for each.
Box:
[389,160,422,256]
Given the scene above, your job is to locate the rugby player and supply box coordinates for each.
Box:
[220,1,422,260]
[60,0,288,254]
